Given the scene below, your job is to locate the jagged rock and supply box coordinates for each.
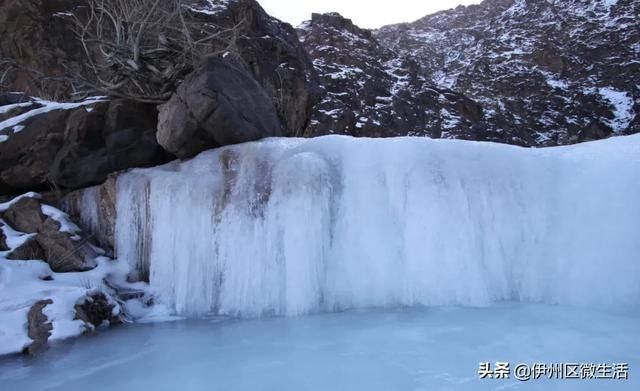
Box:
[157,59,281,158]
[24,299,53,356]
[375,0,640,145]
[74,292,121,329]
[0,99,173,194]
[297,13,490,139]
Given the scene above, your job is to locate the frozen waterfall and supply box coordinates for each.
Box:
[111,135,640,317]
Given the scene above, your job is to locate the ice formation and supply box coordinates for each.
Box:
[111,135,640,317]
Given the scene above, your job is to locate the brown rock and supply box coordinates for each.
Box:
[6,235,45,260]
[24,299,53,356]
[36,217,97,273]
[2,197,46,233]
[74,292,120,329]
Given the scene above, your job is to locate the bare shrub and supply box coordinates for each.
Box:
[71,0,244,102]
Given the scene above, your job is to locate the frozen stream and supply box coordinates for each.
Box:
[1,304,638,391]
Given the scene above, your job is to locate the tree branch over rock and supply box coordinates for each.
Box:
[71,0,244,103]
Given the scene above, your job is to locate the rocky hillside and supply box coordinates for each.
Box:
[375,0,640,146]
[297,13,488,140]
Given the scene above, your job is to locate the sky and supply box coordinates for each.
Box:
[256,0,482,29]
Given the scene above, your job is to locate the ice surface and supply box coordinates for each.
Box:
[110,135,640,317]
[0,304,638,391]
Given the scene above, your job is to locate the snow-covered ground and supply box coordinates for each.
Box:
[0,195,167,356]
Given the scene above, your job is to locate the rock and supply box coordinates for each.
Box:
[50,100,173,189]
[6,236,45,261]
[192,0,320,137]
[0,0,82,97]
[74,292,120,329]
[374,0,640,145]
[0,109,69,194]
[0,99,173,194]
[157,59,281,158]
[297,12,490,139]
[2,197,47,233]
[37,218,97,273]
[24,299,53,356]
[2,197,98,272]
[61,177,117,254]
[0,225,7,250]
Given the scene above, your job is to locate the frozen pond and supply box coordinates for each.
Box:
[1,303,638,391]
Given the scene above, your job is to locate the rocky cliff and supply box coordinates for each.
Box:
[375,0,640,145]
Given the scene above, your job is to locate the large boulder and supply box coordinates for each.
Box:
[0,99,173,194]
[157,59,281,159]
[195,0,320,138]
[50,100,172,189]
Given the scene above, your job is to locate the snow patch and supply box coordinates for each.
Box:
[598,87,635,132]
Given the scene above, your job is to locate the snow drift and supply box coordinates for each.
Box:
[109,135,640,317]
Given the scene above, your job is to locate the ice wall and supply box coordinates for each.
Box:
[113,135,640,317]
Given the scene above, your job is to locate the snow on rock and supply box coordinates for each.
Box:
[598,87,636,132]
[109,134,640,318]
[0,96,107,133]
[375,0,640,144]
[0,194,155,356]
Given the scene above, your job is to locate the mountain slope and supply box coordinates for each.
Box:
[375,0,640,146]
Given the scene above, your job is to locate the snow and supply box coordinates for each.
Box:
[185,0,230,15]
[0,192,41,212]
[0,101,32,114]
[0,196,154,356]
[0,256,129,355]
[597,87,635,132]
[41,205,82,238]
[106,134,640,318]
[0,97,107,132]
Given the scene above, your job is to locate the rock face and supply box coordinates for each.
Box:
[157,60,281,159]
[197,0,320,137]
[0,0,82,97]
[298,13,489,139]
[156,0,320,157]
[0,99,173,194]
[375,0,640,146]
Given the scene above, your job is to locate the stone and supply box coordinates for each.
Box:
[24,299,53,356]
[2,197,47,233]
[6,236,45,261]
[0,100,173,194]
[157,59,281,159]
[74,292,120,329]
